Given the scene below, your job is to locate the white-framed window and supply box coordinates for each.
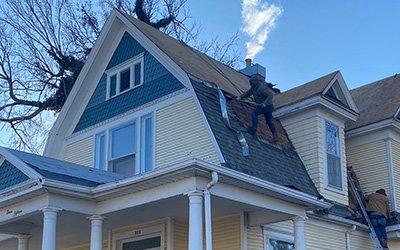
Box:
[264,229,294,250]
[93,113,154,176]
[106,54,144,99]
[325,120,342,190]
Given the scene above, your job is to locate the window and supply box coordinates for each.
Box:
[93,113,154,176]
[109,123,136,176]
[264,230,294,250]
[267,239,294,250]
[106,55,144,99]
[140,114,154,172]
[94,133,106,170]
[325,121,342,189]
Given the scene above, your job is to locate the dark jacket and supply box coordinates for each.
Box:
[240,76,274,108]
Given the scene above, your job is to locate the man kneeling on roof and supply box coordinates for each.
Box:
[236,74,278,142]
[366,188,391,248]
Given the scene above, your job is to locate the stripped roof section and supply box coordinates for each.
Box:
[346,74,400,131]
[192,79,321,197]
[2,148,125,187]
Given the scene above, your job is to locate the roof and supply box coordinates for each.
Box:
[346,74,400,131]
[192,79,321,197]
[2,147,125,187]
[273,71,338,109]
[121,11,250,96]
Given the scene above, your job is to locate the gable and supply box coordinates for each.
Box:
[0,160,29,191]
[324,80,350,108]
[74,32,185,133]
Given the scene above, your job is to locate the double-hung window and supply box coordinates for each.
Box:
[93,113,154,176]
[325,121,342,189]
[107,55,144,99]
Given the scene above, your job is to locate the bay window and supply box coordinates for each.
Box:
[325,120,342,189]
[94,113,154,176]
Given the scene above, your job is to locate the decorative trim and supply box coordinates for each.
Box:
[346,118,400,138]
[385,138,397,211]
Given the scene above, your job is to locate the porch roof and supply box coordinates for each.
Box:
[0,147,125,188]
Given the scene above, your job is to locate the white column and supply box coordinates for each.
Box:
[41,207,60,250]
[17,234,31,250]
[89,215,105,250]
[188,191,204,250]
[293,216,306,250]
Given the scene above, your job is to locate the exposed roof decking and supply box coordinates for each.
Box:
[192,79,321,197]
[347,74,400,131]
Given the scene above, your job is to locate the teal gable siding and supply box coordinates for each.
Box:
[0,160,29,190]
[74,32,185,132]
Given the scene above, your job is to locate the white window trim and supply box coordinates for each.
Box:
[92,112,155,175]
[264,228,294,250]
[323,119,345,193]
[109,121,137,161]
[94,132,107,170]
[106,53,144,100]
[139,113,156,173]
[112,225,164,250]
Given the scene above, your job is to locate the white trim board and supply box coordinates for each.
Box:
[44,9,192,158]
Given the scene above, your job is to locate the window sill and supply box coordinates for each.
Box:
[325,185,346,195]
[106,83,143,101]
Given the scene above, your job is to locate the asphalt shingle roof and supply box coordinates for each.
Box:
[192,79,321,197]
[4,148,125,187]
[347,74,400,131]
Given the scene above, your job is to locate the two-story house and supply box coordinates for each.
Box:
[0,9,393,250]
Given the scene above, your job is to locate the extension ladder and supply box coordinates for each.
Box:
[347,166,386,249]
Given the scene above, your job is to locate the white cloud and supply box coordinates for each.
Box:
[241,0,283,60]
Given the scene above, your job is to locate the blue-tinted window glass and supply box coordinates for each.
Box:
[141,115,153,172]
[325,121,342,189]
[95,133,106,170]
[134,62,141,86]
[111,123,135,159]
[120,68,131,92]
[109,74,117,97]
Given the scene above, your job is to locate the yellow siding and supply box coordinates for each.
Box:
[392,140,400,210]
[173,215,241,250]
[283,113,348,205]
[305,222,346,250]
[247,226,264,250]
[265,221,293,234]
[347,140,390,196]
[388,240,400,249]
[350,233,375,250]
[156,97,220,168]
[63,137,93,166]
[173,219,188,250]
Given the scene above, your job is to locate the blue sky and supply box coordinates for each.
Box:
[189,0,400,91]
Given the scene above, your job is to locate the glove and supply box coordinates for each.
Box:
[261,103,266,108]
[235,96,241,101]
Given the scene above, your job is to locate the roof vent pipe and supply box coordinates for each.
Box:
[245,58,252,67]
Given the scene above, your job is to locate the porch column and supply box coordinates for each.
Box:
[89,215,105,250]
[292,216,307,250]
[41,207,60,250]
[188,191,203,250]
[17,234,31,250]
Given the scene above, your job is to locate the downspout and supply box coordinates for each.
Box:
[204,171,219,250]
[345,225,357,250]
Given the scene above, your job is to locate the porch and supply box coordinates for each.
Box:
[0,160,329,250]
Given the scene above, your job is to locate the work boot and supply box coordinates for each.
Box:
[272,132,279,143]
[247,127,257,136]
[380,238,388,248]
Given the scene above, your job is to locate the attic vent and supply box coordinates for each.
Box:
[216,87,250,157]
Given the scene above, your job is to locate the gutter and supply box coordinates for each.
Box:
[204,172,218,250]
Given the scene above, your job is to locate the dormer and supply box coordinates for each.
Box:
[274,71,359,205]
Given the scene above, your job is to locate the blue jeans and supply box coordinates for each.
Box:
[370,212,388,241]
[251,106,276,134]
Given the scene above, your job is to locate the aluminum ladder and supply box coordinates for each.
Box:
[347,166,386,250]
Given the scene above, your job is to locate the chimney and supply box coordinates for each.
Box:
[245,58,252,67]
[240,59,266,79]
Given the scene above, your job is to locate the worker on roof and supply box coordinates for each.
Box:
[366,188,391,248]
[236,74,278,141]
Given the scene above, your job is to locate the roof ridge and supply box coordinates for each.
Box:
[350,73,399,92]
[280,70,338,94]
